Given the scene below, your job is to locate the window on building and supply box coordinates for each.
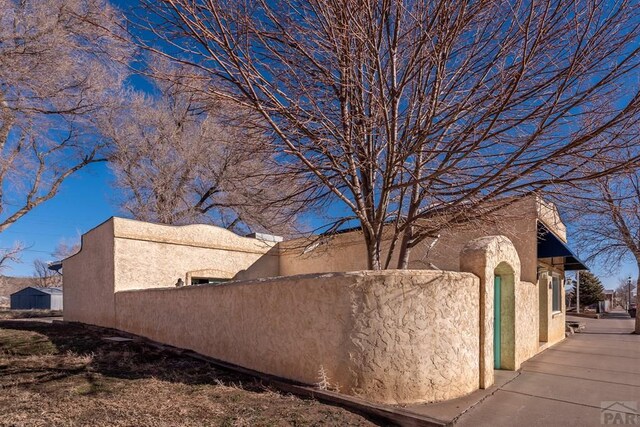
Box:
[552,274,561,312]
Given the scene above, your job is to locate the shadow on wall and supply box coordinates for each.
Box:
[232,246,281,281]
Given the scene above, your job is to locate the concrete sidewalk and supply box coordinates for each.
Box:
[452,310,639,426]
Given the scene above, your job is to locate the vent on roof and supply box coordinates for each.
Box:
[246,232,283,242]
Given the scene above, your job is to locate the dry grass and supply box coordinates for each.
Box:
[0,310,63,320]
[0,319,380,427]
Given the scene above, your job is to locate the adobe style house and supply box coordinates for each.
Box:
[63,196,585,404]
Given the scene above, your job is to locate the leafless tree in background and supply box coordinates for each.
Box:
[568,163,640,330]
[615,277,636,311]
[573,171,640,269]
[29,239,81,288]
[0,242,24,272]
[32,259,62,288]
[131,0,640,269]
[104,63,314,235]
[52,239,81,261]
[0,0,130,235]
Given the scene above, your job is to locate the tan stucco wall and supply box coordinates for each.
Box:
[63,219,115,328]
[460,236,520,388]
[515,280,540,365]
[115,270,480,405]
[63,197,571,404]
[459,235,539,390]
[538,263,566,345]
[537,199,567,242]
[277,231,379,277]
[348,271,479,403]
[536,201,567,346]
[112,218,278,291]
[63,217,279,328]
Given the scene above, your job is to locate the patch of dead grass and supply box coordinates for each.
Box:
[0,320,379,427]
[0,309,63,320]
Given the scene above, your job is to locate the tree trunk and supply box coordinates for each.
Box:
[396,227,413,270]
[364,230,382,270]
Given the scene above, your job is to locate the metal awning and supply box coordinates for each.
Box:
[537,222,588,271]
[48,261,63,273]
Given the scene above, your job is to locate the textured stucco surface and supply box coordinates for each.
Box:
[514,280,540,365]
[348,271,480,403]
[115,270,480,404]
[63,197,572,404]
[459,236,541,389]
[112,218,277,254]
[112,218,277,291]
[63,218,278,327]
[537,199,567,242]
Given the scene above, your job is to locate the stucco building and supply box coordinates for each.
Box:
[63,196,584,404]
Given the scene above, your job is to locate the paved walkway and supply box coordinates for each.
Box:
[453,310,639,427]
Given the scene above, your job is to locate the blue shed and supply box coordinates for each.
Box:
[10,287,63,311]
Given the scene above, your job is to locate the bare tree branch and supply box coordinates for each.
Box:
[130,0,640,268]
[104,60,317,235]
[0,242,25,273]
[0,0,131,232]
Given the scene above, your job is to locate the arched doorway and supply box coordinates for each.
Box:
[460,235,522,389]
[494,262,515,370]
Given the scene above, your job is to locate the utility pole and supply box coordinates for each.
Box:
[576,271,581,314]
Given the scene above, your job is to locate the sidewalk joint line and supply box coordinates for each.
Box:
[501,389,639,416]
[519,369,640,388]
[451,372,522,425]
[522,360,640,377]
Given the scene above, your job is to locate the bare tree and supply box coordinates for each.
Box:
[572,172,640,268]
[104,64,313,235]
[32,259,62,288]
[131,0,640,269]
[0,0,131,236]
[52,240,81,261]
[0,242,25,272]
[615,277,636,311]
[569,165,640,330]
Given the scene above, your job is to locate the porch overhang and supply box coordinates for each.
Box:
[537,222,588,271]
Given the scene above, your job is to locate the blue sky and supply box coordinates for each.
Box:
[0,163,117,276]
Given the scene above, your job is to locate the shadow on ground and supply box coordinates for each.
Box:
[0,319,268,390]
[575,311,637,335]
[0,319,384,426]
[602,311,635,320]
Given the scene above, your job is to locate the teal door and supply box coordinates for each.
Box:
[494,275,501,369]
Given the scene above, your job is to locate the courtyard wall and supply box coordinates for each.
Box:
[115,270,479,404]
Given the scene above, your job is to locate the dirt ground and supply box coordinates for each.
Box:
[0,317,381,427]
